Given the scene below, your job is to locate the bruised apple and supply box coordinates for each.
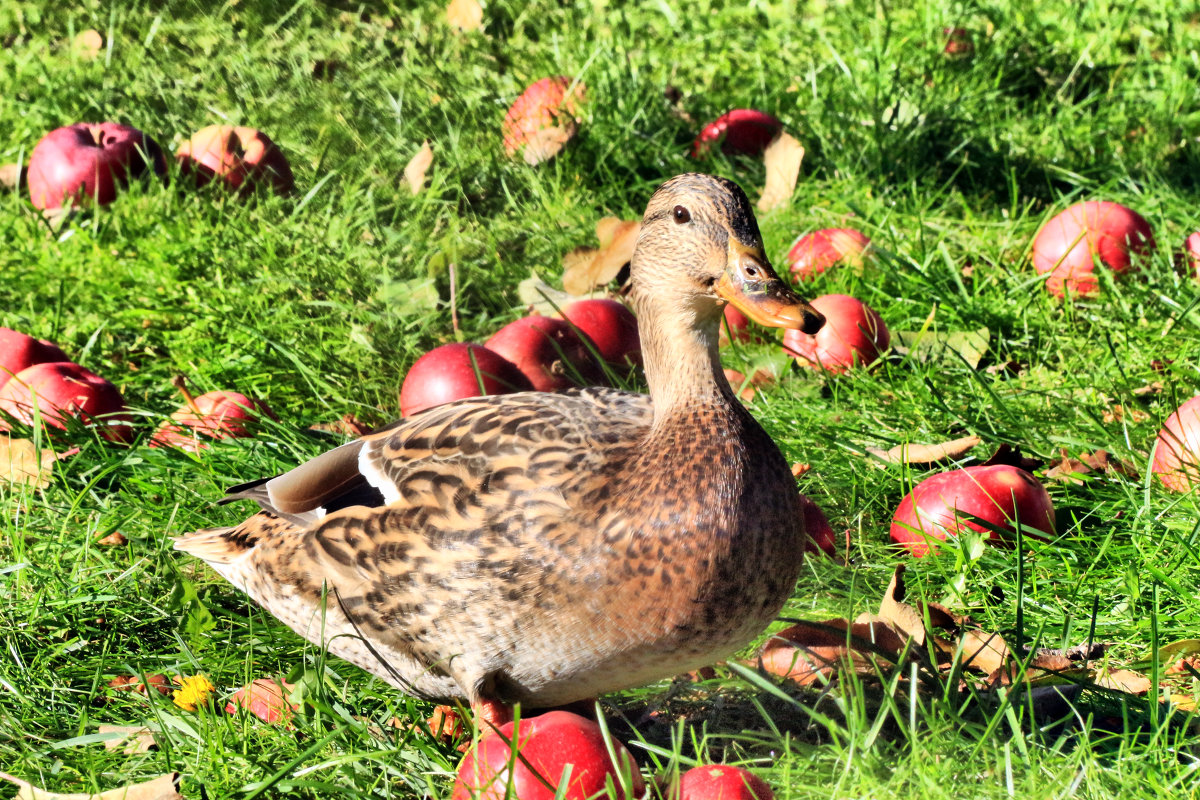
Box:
[452,711,644,800]
[152,378,273,451]
[786,228,872,281]
[1031,201,1155,298]
[889,465,1055,557]
[400,343,532,417]
[800,493,836,556]
[485,316,600,392]
[28,122,167,209]
[502,77,586,166]
[176,125,295,195]
[692,109,782,158]
[1152,395,1200,492]
[562,298,641,369]
[782,294,888,373]
[0,361,131,441]
[0,328,69,391]
[678,765,774,800]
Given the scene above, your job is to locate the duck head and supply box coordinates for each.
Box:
[631,173,825,335]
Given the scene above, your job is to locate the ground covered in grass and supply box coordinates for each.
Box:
[2,0,1200,798]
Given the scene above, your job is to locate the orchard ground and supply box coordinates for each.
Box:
[2,2,1200,799]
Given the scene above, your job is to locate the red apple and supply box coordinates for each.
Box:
[1152,395,1200,492]
[502,77,586,166]
[27,122,167,209]
[678,765,774,800]
[800,493,836,556]
[561,298,641,368]
[225,678,297,724]
[782,294,889,373]
[889,465,1056,557]
[0,361,131,442]
[452,710,644,800]
[177,125,295,195]
[786,228,872,281]
[719,305,758,347]
[400,343,532,417]
[943,27,974,57]
[485,316,600,393]
[1031,201,1155,298]
[692,109,783,158]
[0,328,69,391]
[152,378,272,451]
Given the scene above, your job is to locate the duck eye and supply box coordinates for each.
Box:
[672,205,691,224]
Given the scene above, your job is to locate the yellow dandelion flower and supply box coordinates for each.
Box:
[172,674,215,711]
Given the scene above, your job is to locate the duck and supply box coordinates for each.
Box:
[175,173,825,727]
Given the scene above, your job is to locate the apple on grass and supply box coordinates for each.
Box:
[692,109,783,158]
[889,465,1056,557]
[561,299,641,369]
[27,122,167,209]
[787,228,872,281]
[0,328,69,391]
[225,678,298,724]
[452,710,644,800]
[678,765,774,800]
[400,343,533,417]
[485,316,601,393]
[782,294,889,373]
[0,361,131,442]
[502,77,586,166]
[1152,395,1200,492]
[152,376,273,451]
[176,125,295,195]
[1031,201,1155,298]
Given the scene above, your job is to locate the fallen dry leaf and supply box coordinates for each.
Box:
[980,444,1045,472]
[445,0,484,31]
[404,140,434,195]
[790,462,811,477]
[959,628,1009,674]
[1132,381,1164,397]
[1044,449,1139,484]
[0,438,57,489]
[108,674,172,697]
[96,531,127,546]
[877,566,956,650]
[561,218,640,295]
[756,132,804,212]
[1103,404,1149,424]
[1167,655,1200,676]
[521,127,573,166]
[309,414,372,437]
[0,163,25,191]
[71,29,104,59]
[866,435,981,466]
[1096,669,1152,695]
[756,618,908,685]
[98,725,156,755]
[0,772,181,800]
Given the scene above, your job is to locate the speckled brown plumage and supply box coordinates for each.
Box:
[175,172,823,712]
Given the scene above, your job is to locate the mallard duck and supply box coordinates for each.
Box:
[175,173,825,725]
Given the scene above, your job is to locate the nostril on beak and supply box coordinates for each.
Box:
[802,310,825,335]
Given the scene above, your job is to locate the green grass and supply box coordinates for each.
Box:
[2,0,1200,797]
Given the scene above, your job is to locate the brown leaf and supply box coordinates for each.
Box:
[0,438,56,489]
[790,462,811,477]
[1167,655,1200,676]
[0,163,25,191]
[866,435,981,466]
[1102,404,1149,424]
[0,772,181,800]
[1095,669,1152,695]
[71,29,104,59]
[445,0,484,32]
[959,628,1009,674]
[877,566,956,648]
[561,219,640,295]
[756,132,804,212]
[756,618,908,685]
[404,141,434,195]
[1045,449,1139,484]
[108,674,172,697]
[1132,381,1163,397]
[309,414,372,437]
[96,531,127,546]
[97,725,156,755]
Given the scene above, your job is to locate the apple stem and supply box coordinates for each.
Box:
[171,375,203,415]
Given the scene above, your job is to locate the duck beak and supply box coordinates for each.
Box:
[716,241,825,333]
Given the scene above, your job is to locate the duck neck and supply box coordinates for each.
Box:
[635,292,737,426]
